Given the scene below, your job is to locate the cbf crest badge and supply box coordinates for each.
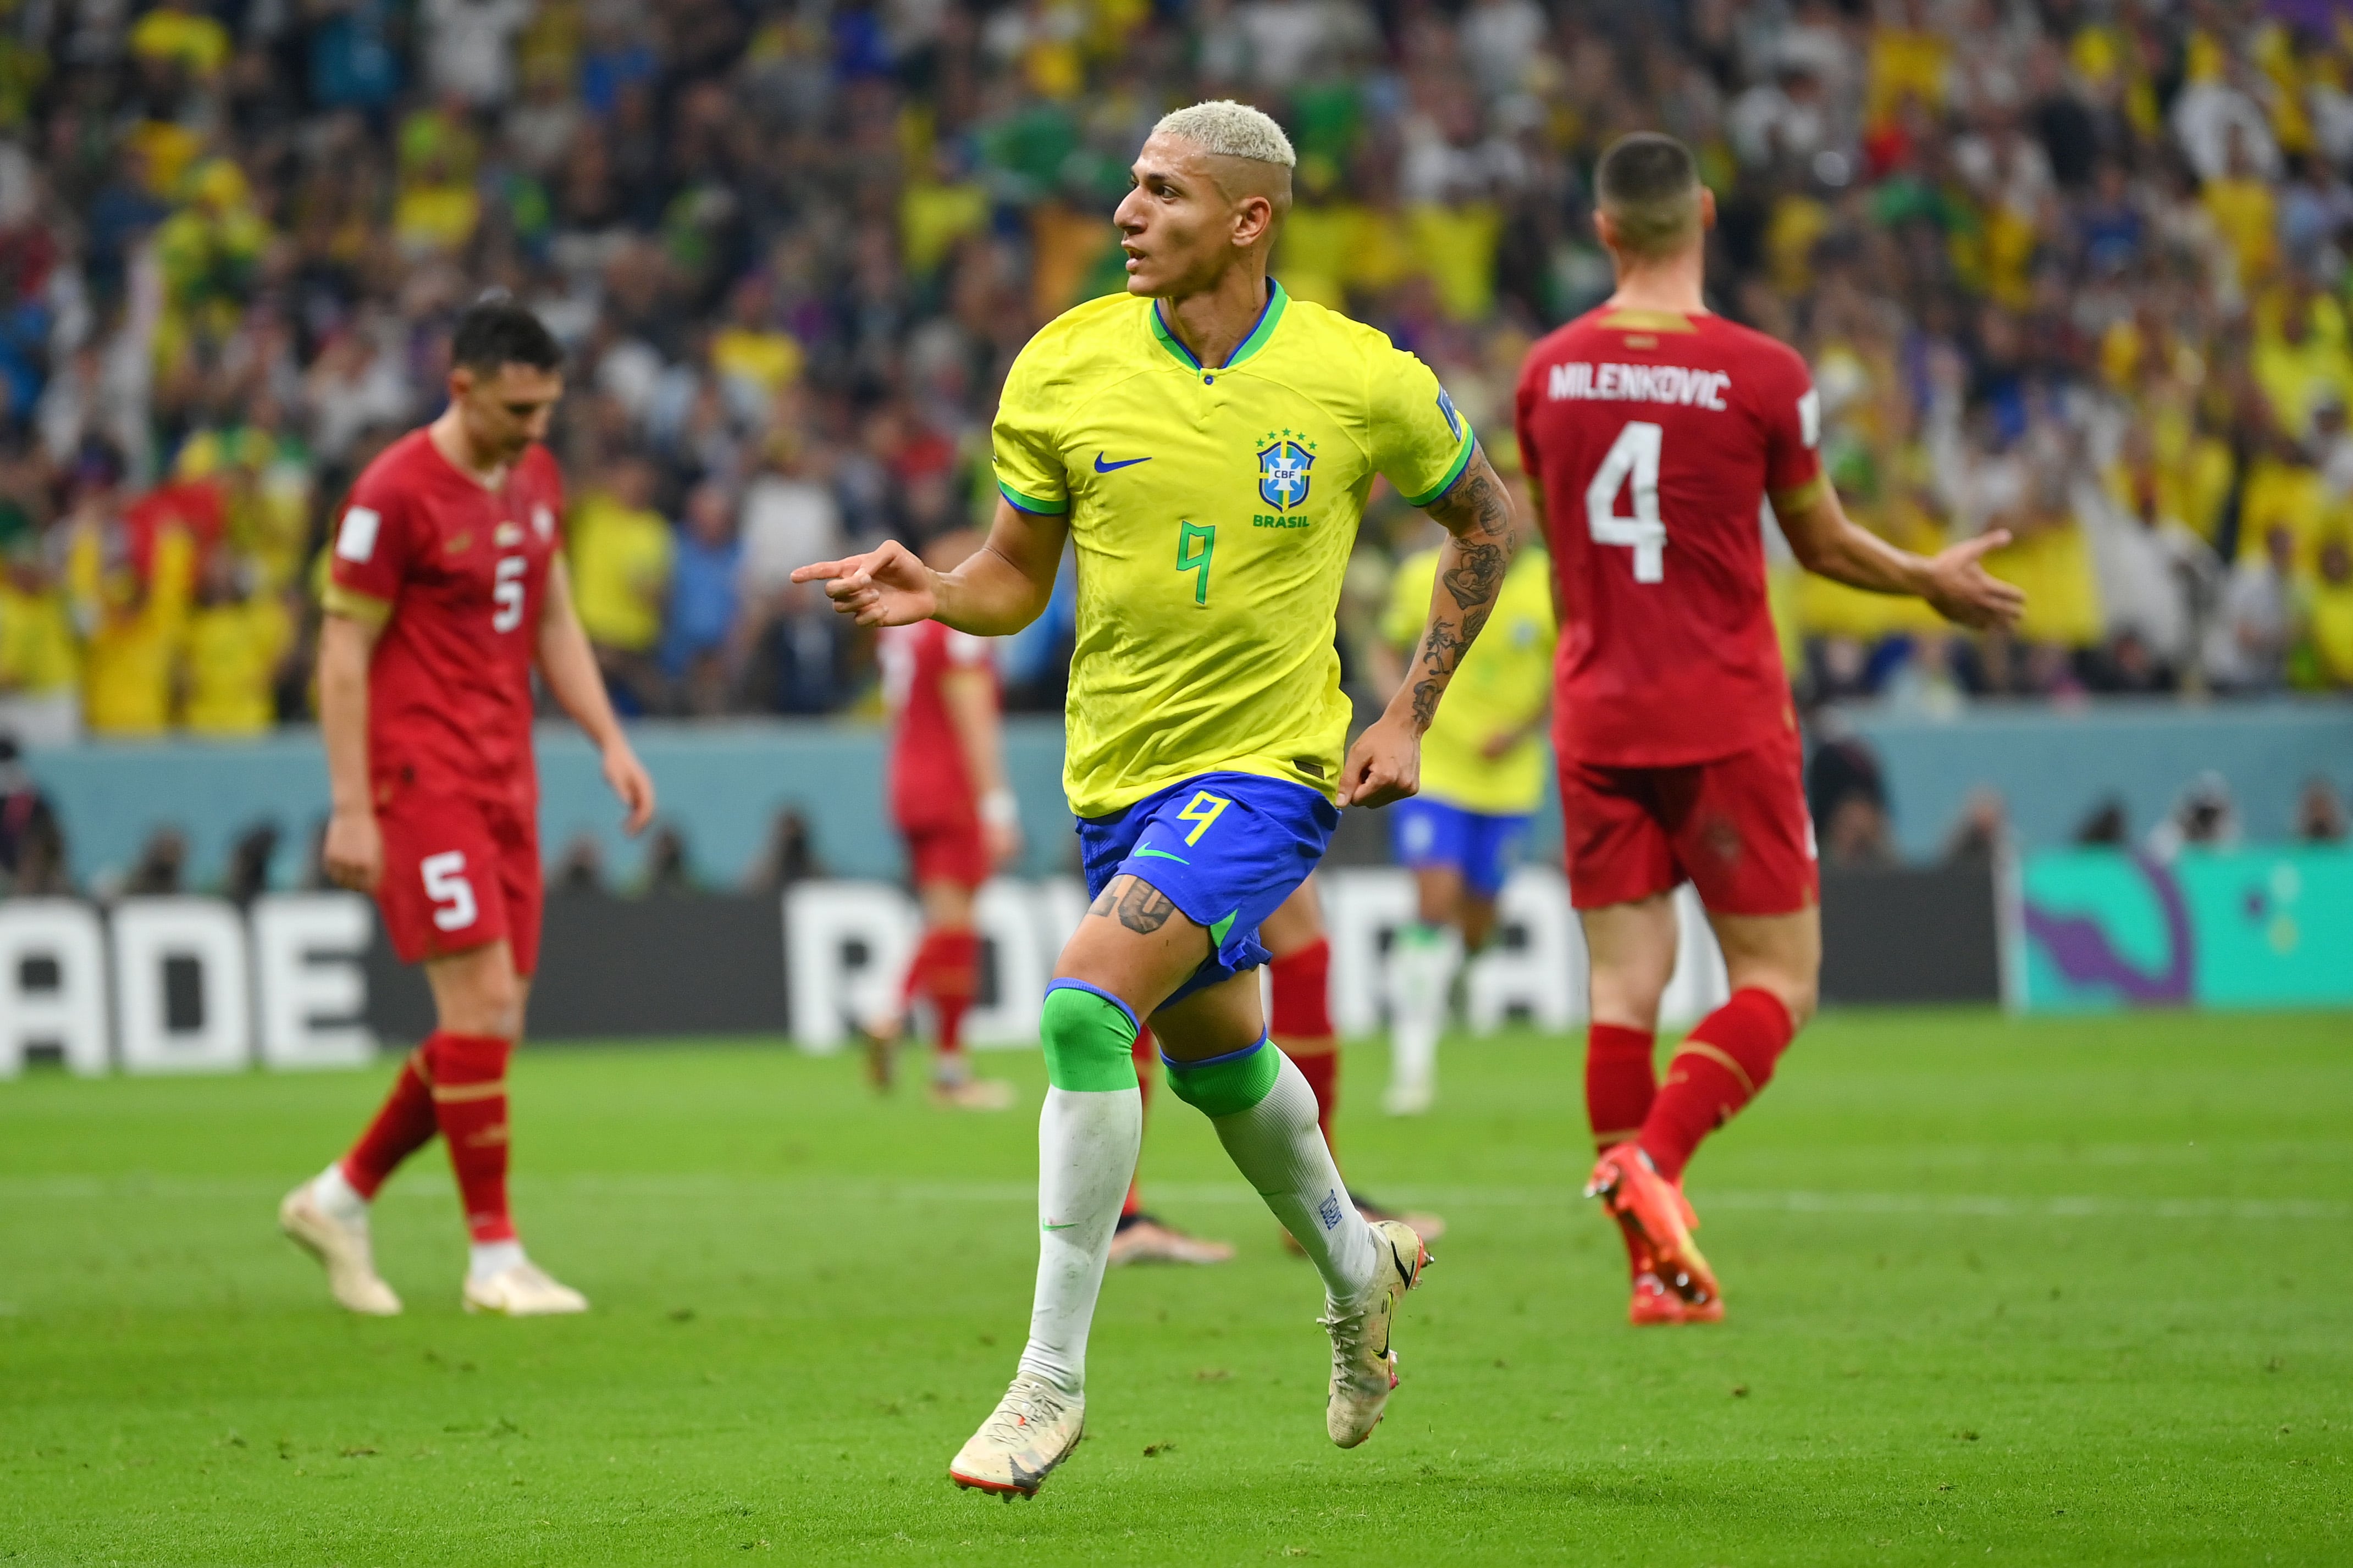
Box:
[1256,430,1316,512]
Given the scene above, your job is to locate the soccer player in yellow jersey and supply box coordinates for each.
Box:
[795,100,1521,1496]
[1372,522,1555,1113]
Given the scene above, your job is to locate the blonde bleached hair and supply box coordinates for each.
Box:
[1152,100,1297,168]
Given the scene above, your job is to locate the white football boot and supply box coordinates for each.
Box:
[462,1261,589,1316]
[948,1375,1085,1498]
[1381,1079,1436,1117]
[279,1182,402,1316]
[1322,1217,1430,1448]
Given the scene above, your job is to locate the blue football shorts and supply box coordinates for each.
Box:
[1077,770,1339,1009]
[1389,795,1532,899]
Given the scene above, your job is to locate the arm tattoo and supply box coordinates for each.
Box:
[1088,875,1179,934]
[1401,447,1520,729]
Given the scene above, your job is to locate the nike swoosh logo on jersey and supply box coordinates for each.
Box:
[1131,842,1190,865]
[1094,453,1152,473]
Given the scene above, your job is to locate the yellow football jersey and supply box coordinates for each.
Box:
[1380,544,1555,815]
[993,281,1475,818]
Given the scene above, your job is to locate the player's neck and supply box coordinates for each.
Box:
[1153,264,1271,371]
[427,408,511,490]
[1603,253,1708,318]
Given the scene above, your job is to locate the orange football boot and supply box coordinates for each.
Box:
[1587,1142,1721,1312]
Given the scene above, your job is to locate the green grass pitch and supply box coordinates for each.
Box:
[2,1010,2348,1565]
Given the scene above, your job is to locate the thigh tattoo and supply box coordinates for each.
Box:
[1089,875,1178,934]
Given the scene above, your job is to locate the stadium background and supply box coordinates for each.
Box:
[0,4,2349,1564]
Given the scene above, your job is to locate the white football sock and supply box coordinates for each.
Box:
[1209,1052,1378,1306]
[1387,923,1461,1102]
[313,1161,367,1225]
[468,1240,526,1281]
[1015,1085,1141,1398]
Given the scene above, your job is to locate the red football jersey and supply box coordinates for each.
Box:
[880,619,994,831]
[327,429,564,812]
[1515,307,1822,767]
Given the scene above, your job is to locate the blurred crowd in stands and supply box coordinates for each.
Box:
[0,0,2351,753]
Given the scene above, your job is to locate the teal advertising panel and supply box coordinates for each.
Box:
[2013,847,2353,1012]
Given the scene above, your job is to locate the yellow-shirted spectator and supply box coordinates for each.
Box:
[155,159,269,338]
[1273,160,1358,308]
[567,460,675,657]
[1865,6,1949,130]
[177,424,315,591]
[177,552,291,736]
[1977,463,2105,650]
[2107,420,2236,552]
[1979,201,2040,311]
[710,278,805,402]
[517,0,584,86]
[2239,449,2343,570]
[900,174,990,275]
[129,0,231,77]
[1766,192,1830,297]
[74,520,195,739]
[1343,199,1418,297]
[394,172,481,255]
[2304,537,2353,688]
[126,118,202,199]
[2202,146,2278,289]
[1409,201,1502,323]
[2251,22,2315,157]
[0,540,82,747]
[2252,284,2353,439]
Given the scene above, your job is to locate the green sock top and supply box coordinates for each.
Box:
[1039,981,1141,1093]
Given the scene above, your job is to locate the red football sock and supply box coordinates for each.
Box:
[1271,939,1340,1153]
[424,1030,517,1243]
[1123,1026,1156,1218]
[925,929,980,1058]
[340,1048,438,1198]
[1584,1023,1658,1152]
[1586,1022,1659,1271]
[1639,989,1794,1182]
[1290,1046,1340,1156]
[1269,938,1333,1040]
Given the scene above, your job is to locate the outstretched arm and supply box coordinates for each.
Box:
[1772,478,2024,630]
[1340,445,1518,807]
[317,611,385,891]
[941,663,1023,869]
[791,498,1070,635]
[536,557,656,833]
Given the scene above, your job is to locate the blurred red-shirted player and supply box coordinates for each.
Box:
[866,529,1023,1109]
[278,301,655,1318]
[1514,135,2022,1326]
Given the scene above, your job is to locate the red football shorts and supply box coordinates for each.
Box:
[1556,726,1818,916]
[903,818,989,890]
[375,792,544,974]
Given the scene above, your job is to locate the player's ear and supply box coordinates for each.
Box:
[1592,207,1621,254]
[448,364,477,401]
[1233,192,1274,250]
[1697,186,1717,231]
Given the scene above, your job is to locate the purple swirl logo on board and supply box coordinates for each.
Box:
[2022,854,2194,1005]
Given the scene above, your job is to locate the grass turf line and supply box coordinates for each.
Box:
[0,1010,2347,1565]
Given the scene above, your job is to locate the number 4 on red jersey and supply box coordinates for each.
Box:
[1514,308,1824,771]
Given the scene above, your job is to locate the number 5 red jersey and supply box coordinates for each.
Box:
[1514,307,1822,768]
[324,429,565,813]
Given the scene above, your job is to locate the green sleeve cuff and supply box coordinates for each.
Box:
[1401,431,1478,509]
[997,479,1068,516]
